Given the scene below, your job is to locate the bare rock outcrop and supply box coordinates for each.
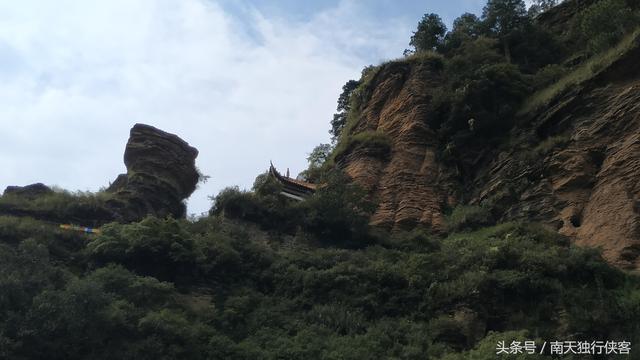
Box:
[338,60,455,232]
[107,123,200,222]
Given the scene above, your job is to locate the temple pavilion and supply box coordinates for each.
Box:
[269,162,317,201]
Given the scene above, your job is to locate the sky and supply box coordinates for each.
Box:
[0,0,536,216]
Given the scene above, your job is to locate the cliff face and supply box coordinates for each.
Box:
[338,32,640,269]
[337,60,456,233]
[474,39,640,269]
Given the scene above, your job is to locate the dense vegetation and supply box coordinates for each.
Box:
[2,0,640,359]
[0,188,113,226]
[1,200,639,359]
[210,171,374,246]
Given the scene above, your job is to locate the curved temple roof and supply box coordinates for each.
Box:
[269,162,317,201]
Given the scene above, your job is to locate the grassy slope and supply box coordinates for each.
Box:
[519,28,640,115]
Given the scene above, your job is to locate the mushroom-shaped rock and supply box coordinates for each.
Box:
[107,123,199,221]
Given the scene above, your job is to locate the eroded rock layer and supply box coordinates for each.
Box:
[474,45,640,269]
[339,60,454,232]
[338,32,640,269]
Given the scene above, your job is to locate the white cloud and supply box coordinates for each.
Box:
[0,0,410,216]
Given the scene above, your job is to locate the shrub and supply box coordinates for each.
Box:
[85,264,175,308]
[135,309,212,359]
[533,134,570,155]
[580,0,636,54]
[1,207,639,358]
[193,231,243,279]
[447,205,494,232]
[334,131,392,163]
[406,50,446,70]
[519,29,640,115]
[532,64,565,89]
[306,303,367,335]
[0,189,114,226]
[86,217,197,281]
[442,330,545,359]
[441,61,531,142]
[349,131,391,155]
[210,177,301,233]
[299,171,375,246]
[19,279,120,359]
[386,228,441,252]
[0,216,52,244]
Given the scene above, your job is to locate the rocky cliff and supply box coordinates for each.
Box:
[473,37,640,269]
[0,124,199,225]
[336,59,455,233]
[337,13,640,269]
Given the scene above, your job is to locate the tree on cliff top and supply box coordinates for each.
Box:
[482,0,528,62]
[580,0,636,53]
[299,143,332,182]
[330,80,360,143]
[442,13,484,53]
[410,13,447,52]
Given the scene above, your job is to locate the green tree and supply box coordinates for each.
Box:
[580,0,635,53]
[482,0,528,62]
[299,143,333,182]
[446,36,503,86]
[440,59,530,142]
[86,217,197,281]
[307,143,332,169]
[252,173,299,231]
[509,21,562,73]
[410,13,447,52]
[528,0,558,16]
[300,171,375,246]
[208,186,255,218]
[452,13,483,38]
[330,80,360,142]
[443,13,484,53]
[20,279,122,359]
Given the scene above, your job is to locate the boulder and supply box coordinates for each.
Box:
[107,123,200,222]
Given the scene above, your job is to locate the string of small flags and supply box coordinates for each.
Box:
[59,224,102,235]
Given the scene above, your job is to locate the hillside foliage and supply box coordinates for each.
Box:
[1,211,639,359]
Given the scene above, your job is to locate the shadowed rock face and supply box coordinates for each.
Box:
[107,123,200,221]
[474,42,640,269]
